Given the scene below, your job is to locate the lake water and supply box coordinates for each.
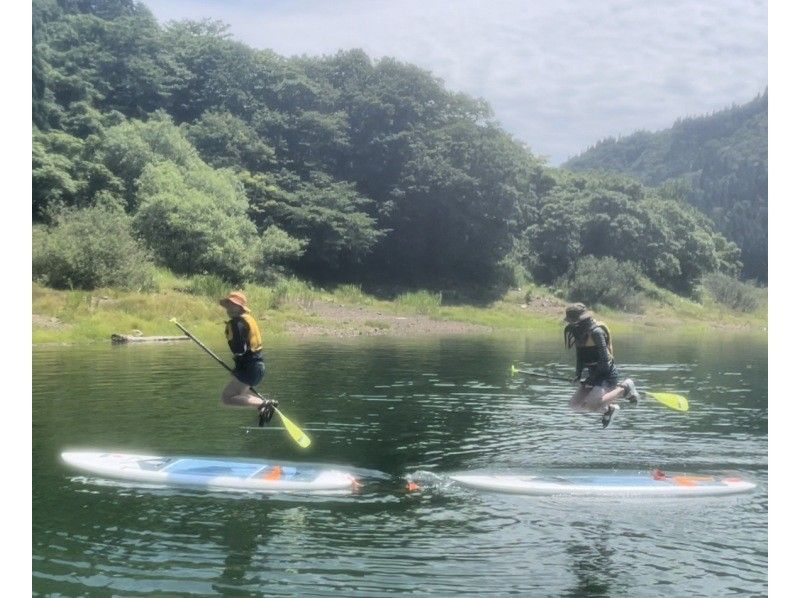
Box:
[33,331,767,596]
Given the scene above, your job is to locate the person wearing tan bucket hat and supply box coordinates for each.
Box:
[219,291,277,426]
[563,303,639,428]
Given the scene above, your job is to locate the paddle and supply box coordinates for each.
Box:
[170,318,312,448]
[510,365,690,412]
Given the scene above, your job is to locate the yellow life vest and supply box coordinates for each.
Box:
[225,313,263,354]
[241,313,263,352]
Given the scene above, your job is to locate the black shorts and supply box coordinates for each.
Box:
[233,359,266,387]
[585,363,620,388]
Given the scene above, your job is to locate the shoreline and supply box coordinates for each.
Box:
[32,281,767,346]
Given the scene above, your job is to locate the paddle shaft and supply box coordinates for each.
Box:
[513,367,573,383]
[515,366,633,390]
[171,319,266,402]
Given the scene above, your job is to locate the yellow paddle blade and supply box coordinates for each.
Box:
[275,409,311,448]
[646,392,690,412]
[510,365,518,375]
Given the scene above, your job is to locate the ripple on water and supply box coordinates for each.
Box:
[33,336,767,595]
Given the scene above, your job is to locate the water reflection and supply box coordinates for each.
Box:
[565,521,615,598]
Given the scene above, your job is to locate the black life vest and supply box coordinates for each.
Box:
[566,320,614,367]
[578,321,613,357]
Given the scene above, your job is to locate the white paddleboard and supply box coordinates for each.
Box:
[450,470,756,497]
[62,451,358,494]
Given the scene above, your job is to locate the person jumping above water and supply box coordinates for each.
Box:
[219,291,277,427]
[563,303,639,428]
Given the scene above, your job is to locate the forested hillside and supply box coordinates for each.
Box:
[33,0,748,306]
[564,94,767,281]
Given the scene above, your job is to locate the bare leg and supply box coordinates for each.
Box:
[221,377,264,408]
[599,379,639,408]
[599,385,626,408]
[569,386,589,411]
[570,385,606,412]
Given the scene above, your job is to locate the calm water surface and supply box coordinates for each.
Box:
[33,331,767,596]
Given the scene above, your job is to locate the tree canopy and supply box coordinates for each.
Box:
[32,0,762,301]
[565,93,767,281]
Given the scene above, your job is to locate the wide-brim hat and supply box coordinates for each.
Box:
[219,291,250,312]
[564,302,592,323]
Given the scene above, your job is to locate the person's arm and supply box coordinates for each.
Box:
[229,319,250,357]
[592,328,612,370]
[574,352,584,381]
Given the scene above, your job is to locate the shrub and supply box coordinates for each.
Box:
[184,274,229,300]
[332,284,370,305]
[266,278,316,310]
[395,290,442,315]
[134,161,258,282]
[557,255,643,312]
[258,226,307,281]
[32,206,155,291]
[702,272,763,312]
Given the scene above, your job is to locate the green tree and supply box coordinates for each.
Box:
[89,113,203,209]
[371,121,544,286]
[32,204,154,290]
[38,1,184,118]
[134,161,258,282]
[32,1,753,297]
[257,225,308,280]
[514,171,741,294]
[515,199,582,284]
[557,256,642,312]
[566,93,767,281]
[244,171,383,279]
[32,128,86,219]
[185,110,276,172]
[163,19,256,123]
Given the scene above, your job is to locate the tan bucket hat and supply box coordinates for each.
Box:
[219,291,250,312]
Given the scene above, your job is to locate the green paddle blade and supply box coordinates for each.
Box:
[510,365,518,375]
[275,409,311,448]
[645,392,690,412]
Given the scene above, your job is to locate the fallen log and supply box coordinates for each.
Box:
[111,334,190,344]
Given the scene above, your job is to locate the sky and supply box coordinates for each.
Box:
[143,0,767,165]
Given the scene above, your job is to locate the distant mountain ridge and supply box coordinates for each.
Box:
[564,93,767,280]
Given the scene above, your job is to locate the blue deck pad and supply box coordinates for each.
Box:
[136,458,174,471]
[163,458,269,479]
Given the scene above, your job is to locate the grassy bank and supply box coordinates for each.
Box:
[32,271,767,345]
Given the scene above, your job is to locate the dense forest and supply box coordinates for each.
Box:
[565,93,767,281]
[33,0,754,307]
